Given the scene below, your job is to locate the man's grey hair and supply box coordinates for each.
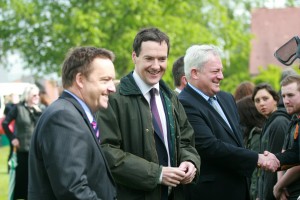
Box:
[184,44,221,80]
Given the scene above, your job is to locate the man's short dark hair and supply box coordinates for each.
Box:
[132,27,170,56]
[62,46,115,88]
[172,56,184,87]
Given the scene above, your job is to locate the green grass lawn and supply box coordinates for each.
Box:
[0,144,9,200]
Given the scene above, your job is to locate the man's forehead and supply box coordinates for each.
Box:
[282,82,299,93]
[282,82,297,88]
[140,41,168,50]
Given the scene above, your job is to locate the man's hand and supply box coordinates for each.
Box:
[258,151,280,172]
[273,183,289,200]
[161,167,186,187]
[178,161,197,184]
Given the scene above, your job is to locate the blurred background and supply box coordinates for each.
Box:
[1,0,300,94]
[0,0,300,199]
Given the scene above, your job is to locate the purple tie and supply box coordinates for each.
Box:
[150,88,163,136]
[91,119,100,141]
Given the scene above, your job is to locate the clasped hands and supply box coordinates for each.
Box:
[258,151,280,172]
[161,161,196,187]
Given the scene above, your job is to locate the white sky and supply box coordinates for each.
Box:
[265,0,286,8]
[0,54,31,83]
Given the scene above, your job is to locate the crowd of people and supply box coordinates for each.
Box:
[1,27,300,200]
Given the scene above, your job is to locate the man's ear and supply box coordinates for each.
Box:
[190,68,199,79]
[132,51,137,64]
[75,73,84,89]
[181,75,187,86]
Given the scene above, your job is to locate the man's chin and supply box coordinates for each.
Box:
[99,103,108,110]
[149,77,161,85]
[286,109,294,115]
[213,88,220,94]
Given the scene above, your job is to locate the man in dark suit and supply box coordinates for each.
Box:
[28,47,117,199]
[178,44,279,200]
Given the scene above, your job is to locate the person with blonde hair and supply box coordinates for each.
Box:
[2,83,42,199]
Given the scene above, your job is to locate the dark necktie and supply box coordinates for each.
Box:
[91,119,100,141]
[208,97,232,130]
[150,88,163,136]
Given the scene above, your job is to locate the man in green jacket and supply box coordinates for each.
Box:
[97,27,200,200]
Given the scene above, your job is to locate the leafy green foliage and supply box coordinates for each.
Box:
[252,65,282,90]
[0,0,292,93]
[252,65,300,91]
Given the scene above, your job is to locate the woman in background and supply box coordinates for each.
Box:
[252,83,290,200]
[2,84,42,200]
[234,81,255,101]
[237,95,266,200]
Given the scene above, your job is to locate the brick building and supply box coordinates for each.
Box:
[250,7,300,75]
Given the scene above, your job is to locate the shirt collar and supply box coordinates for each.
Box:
[188,83,216,101]
[175,88,182,94]
[64,89,94,123]
[133,70,160,95]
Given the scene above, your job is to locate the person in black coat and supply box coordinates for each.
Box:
[179,44,280,200]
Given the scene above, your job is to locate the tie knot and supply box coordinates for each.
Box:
[150,88,157,97]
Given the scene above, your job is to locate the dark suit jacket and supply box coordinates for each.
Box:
[28,92,116,200]
[179,85,258,200]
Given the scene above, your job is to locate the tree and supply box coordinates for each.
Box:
[252,65,282,90]
[0,0,259,91]
[252,65,300,91]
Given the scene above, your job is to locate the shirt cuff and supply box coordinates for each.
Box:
[158,166,163,184]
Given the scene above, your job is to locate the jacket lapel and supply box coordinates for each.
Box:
[209,99,232,134]
[185,85,242,146]
[216,95,243,146]
[60,92,100,144]
[60,92,114,177]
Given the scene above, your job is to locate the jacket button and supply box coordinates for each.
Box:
[145,129,149,132]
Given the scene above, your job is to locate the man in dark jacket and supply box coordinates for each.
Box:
[28,47,117,199]
[179,44,280,200]
[97,27,200,200]
[273,74,300,200]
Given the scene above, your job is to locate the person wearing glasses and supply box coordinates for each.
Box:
[2,84,42,200]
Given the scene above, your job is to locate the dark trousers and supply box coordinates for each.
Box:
[14,151,28,200]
